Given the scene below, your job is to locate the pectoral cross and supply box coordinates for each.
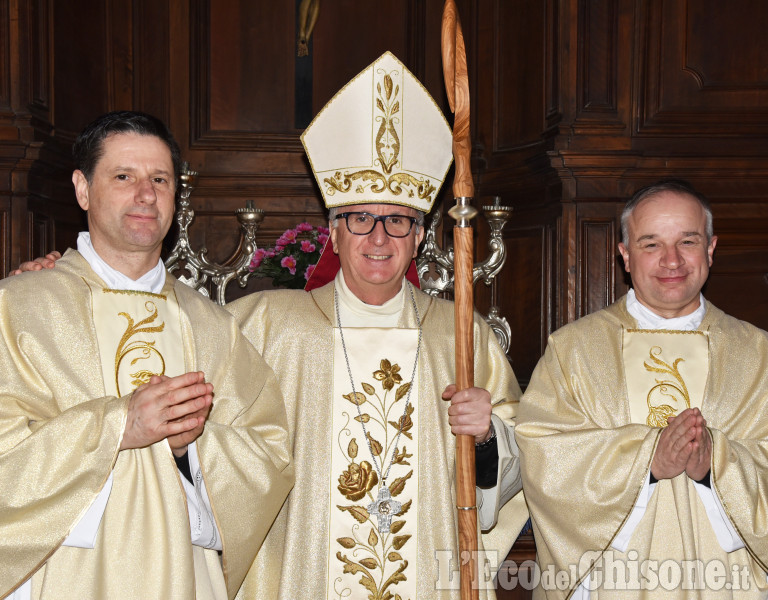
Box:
[367,485,402,534]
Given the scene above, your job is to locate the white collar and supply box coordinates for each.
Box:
[626,288,706,331]
[334,270,405,328]
[77,231,166,294]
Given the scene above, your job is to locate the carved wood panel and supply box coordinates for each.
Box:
[577,206,624,318]
[637,0,768,137]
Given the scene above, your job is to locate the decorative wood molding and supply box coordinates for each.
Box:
[579,217,617,318]
[637,0,768,135]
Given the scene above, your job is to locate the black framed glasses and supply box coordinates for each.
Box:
[335,211,417,238]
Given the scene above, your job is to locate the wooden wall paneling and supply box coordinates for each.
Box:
[0,199,7,275]
[52,0,113,131]
[572,0,629,138]
[312,0,420,110]
[577,205,619,318]
[0,0,8,113]
[491,0,547,154]
[496,223,554,385]
[190,0,299,150]
[705,202,768,331]
[636,0,768,147]
[132,0,170,119]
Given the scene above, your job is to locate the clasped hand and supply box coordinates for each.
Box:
[121,371,213,457]
[442,384,493,444]
[650,407,711,481]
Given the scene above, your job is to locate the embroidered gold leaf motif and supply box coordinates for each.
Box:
[368,527,378,547]
[348,438,358,459]
[397,499,412,516]
[643,346,691,427]
[362,382,376,395]
[392,446,412,466]
[384,74,393,99]
[336,552,370,577]
[354,413,371,423]
[389,404,414,439]
[344,391,367,406]
[366,432,383,456]
[337,537,356,549]
[383,560,408,589]
[324,170,435,200]
[388,551,403,562]
[392,535,411,550]
[389,520,406,534]
[388,471,413,497]
[130,370,157,388]
[360,558,378,570]
[648,404,677,428]
[394,381,411,402]
[337,461,378,501]
[337,504,370,524]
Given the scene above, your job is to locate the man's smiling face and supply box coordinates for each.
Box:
[618,190,717,318]
[330,203,424,305]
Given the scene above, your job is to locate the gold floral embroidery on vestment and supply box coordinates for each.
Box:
[114,301,166,396]
[334,358,414,600]
[323,69,436,202]
[644,346,691,427]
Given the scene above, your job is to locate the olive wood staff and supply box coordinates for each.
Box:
[442,1,479,599]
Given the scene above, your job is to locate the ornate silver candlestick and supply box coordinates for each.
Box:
[416,196,513,352]
[165,163,264,305]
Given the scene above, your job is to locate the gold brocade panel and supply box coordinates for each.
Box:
[622,329,709,427]
[89,287,186,397]
[329,327,420,600]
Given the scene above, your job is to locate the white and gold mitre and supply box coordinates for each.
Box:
[301,51,453,213]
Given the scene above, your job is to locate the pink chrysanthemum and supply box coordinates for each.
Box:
[249,247,267,270]
[281,255,297,275]
[296,222,314,233]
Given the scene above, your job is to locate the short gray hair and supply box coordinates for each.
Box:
[621,180,713,246]
[328,206,425,232]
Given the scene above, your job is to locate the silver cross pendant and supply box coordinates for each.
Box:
[367,485,402,534]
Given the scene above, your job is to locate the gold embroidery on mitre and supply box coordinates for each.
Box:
[334,358,414,600]
[114,300,167,396]
[643,346,691,427]
[323,67,437,202]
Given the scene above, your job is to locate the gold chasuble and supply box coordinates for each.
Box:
[329,327,420,599]
[517,296,768,600]
[227,280,528,600]
[0,250,293,600]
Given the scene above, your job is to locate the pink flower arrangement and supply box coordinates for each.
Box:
[249,223,326,289]
[280,255,297,275]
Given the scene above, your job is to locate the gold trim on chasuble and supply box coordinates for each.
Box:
[622,329,709,426]
[330,327,419,600]
[323,67,437,203]
[91,286,186,398]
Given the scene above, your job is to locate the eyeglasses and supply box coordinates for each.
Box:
[335,212,418,238]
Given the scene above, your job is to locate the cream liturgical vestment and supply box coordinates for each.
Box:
[0,250,293,600]
[517,297,768,599]
[227,279,529,600]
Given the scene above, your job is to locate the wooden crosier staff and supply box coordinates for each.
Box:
[442,1,479,599]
